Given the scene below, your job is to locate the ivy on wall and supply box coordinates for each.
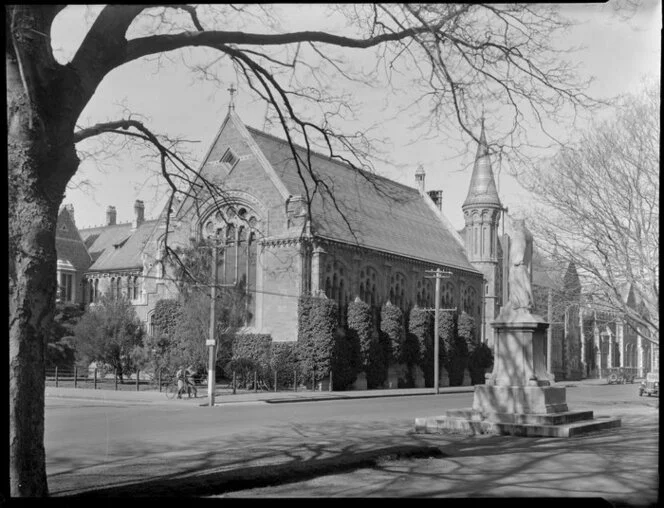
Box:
[153,299,181,339]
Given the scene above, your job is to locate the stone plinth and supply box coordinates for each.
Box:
[485,309,554,387]
[413,308,621,438]
[472,385,568,415]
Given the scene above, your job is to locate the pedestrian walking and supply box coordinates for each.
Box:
[175,366,186,399]
[185,365,197,398]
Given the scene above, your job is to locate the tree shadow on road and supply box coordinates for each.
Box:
[48,410,658,501]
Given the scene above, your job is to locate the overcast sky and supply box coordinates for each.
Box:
[52,2,661,231]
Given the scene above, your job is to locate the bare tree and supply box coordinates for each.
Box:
[9,4,600,496]
[523,81,659,345]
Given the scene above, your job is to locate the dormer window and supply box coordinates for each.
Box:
[220,148,239,168]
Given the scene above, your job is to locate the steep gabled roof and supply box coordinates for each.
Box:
[55,207,92,272]
[80,220,157,272]
[247,126,478,272]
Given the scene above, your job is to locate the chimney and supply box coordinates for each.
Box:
[428,190,443,211]
[133,200,145,228]
[64,204,75,226]
[106,206,117,226]
[415,165,426,193]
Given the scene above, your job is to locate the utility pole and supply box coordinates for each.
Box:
[206,236,220,407]
[425,268,453,394]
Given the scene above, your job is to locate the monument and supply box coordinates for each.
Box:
[415,219,621,437]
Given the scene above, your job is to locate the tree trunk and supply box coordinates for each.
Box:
[8,22,79,495]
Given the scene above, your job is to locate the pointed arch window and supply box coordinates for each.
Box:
[389,272,406,310]
[441,281,455,309]
[201,206,261,326]
[324,260,348,325]
[416,278,433,308]
[359,266,378,307]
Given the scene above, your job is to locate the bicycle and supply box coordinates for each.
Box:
[163,375,181,400]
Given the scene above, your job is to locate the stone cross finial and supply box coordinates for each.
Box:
[228,84,237,111]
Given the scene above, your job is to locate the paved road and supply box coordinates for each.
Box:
[45,381,658,501]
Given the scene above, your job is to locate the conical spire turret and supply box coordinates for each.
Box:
[462,119,501,209]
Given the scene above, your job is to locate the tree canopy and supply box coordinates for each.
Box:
[523,82,659,345]
[8,3,609,497]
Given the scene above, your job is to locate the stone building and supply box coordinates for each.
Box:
[55,204,92,304]
[59,105,653,381]
[65,108,493,344]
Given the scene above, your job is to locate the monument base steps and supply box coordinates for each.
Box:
[415,411,621,438]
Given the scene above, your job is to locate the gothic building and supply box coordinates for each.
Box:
[63,108,488,343]
[57,105,655,380]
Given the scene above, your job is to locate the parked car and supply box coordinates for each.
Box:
[639,372,659,397]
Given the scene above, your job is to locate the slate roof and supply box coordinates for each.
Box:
[55,207,92,272]
[247,127,478,272]
[79,220,158,272]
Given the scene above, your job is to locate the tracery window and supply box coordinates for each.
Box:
[359,266,378,306]
[201,205,261,326]
[389,272,406,309]
[324,260,349,325]
[441,281,455,309]
[416,278,433,308]
[462,285,478,315]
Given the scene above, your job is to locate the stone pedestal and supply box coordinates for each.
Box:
[485,309,554,388]
[415,308,621,438]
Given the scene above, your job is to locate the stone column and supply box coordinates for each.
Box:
[618,321,624,368]
[579,308,586,378]
[311,245,326,294]
[594,327,601,378]
[546,289,553,376]
[607,330,613,369]
[637,335,644,378]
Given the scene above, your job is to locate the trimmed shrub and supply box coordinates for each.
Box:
[440,311,469,386]
[458,311,482,384]
[232,334,272,374]
[270,341,299,388]
[469,342,493,384]
[297,295,338,384]
[408,306,434,387]
[381,301,405,363]
[347,297,373,369]
[331,326,359,390]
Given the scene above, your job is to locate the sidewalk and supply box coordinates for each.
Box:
[45,377,619,406]
[45,383,476,406]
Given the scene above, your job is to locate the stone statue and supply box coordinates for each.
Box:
[506,218,534,313]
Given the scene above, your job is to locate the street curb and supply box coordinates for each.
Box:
[261,388,475,404]
[68,445,445,497]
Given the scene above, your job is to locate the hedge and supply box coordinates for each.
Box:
[408,306,434,387]
[440,311,469,386]
[231,334,272,373]
[297,295,338,383]
[270,341,299,387]
[381,301,405,363]
[347,297,373,369]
